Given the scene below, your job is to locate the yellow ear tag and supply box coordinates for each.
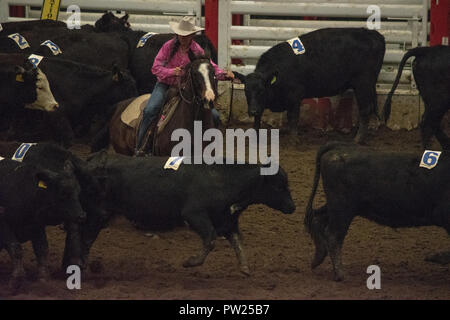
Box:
[270,76,276,85]
[16,74,24,82]
[38,180,47,189]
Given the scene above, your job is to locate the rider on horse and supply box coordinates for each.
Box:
[135,16,235,155]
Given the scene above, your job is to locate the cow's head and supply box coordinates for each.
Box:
[109,64,138,97]
[95,12,131,32]
[36,160,86,224]
[258,166,296,214]
[15,65,59,112]
[240,70,278,117]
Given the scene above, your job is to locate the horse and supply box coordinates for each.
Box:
[91,56,217,156]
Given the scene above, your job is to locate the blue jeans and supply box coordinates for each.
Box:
[136,82,221,150]
[137,82,169,150]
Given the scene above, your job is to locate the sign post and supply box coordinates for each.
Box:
[40,0,62,21]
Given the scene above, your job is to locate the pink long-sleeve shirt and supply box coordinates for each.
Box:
[151,38,227,86]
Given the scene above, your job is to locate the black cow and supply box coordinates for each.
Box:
[93,12,131,32]
[31,30,130,70]
[0,158,85,290]
[84,152,296,275]
[0,28,130,70]
[234,28,385,144]
[3,53,138,145]
[0,19,66,34]
[383,46,450,150]
[0,141,107,269]
[304,142,450,281]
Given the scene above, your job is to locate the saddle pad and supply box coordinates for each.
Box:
[121,94,151,128]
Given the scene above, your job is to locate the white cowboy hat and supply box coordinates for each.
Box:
[169,16,204,36]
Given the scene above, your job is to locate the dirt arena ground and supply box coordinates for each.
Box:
[0,126,449,300]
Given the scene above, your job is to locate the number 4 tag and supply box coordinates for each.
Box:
[419,150,442,169]
[286,37,305,55]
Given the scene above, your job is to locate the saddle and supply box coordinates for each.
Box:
[120,88,180,152]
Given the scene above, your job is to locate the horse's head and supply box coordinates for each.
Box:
[181,57,217,106]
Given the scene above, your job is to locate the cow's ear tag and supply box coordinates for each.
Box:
[270,76,277,85]
[16,74,24,82]
[38,180,47,189]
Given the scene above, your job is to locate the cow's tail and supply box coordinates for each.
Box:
[383,46,429,122]
[304,141,347,233]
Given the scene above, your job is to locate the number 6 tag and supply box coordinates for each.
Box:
[419,150,442,170]
[286,37,305,55]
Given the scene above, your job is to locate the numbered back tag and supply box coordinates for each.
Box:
[12,143,37,162]
[137,32,157,48]
[8,33,30,49]
[28,54,44,68]
[286,37,305,55]
[164,156,184,171]
[419,150,442,170]
[41,40,62,55]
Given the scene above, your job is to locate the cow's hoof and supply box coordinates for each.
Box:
[311,255,326,270]
[183,256,204,268]
[240,265,251,276]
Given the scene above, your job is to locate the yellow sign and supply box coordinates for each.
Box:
[40,0,62,21]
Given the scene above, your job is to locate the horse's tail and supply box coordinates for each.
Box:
[90,125,109,152]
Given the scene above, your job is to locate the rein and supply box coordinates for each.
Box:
[177,63,206,121]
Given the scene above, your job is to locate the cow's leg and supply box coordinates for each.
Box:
[353,84,377,145]
[62,222,83,269]
[287,105,300,135]
[181,209,217,268]
[227,228,250,276]
[253,113,262,130]
[0,223,25,290]
[310,205,329,269]
[323,209,353,281]
[31,228,50,281]
[430,105,450,150]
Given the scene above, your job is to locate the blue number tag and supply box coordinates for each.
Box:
[286,37,305,55]
[137,32,157,48]
[28,54,44,68]
[41,40,62,55]
[8,33,30,49]
[419,150,442,170]
[164,156,184,170]
[12,143,37,162]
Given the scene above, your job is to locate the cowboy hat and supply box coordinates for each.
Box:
[169,16,204,36]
